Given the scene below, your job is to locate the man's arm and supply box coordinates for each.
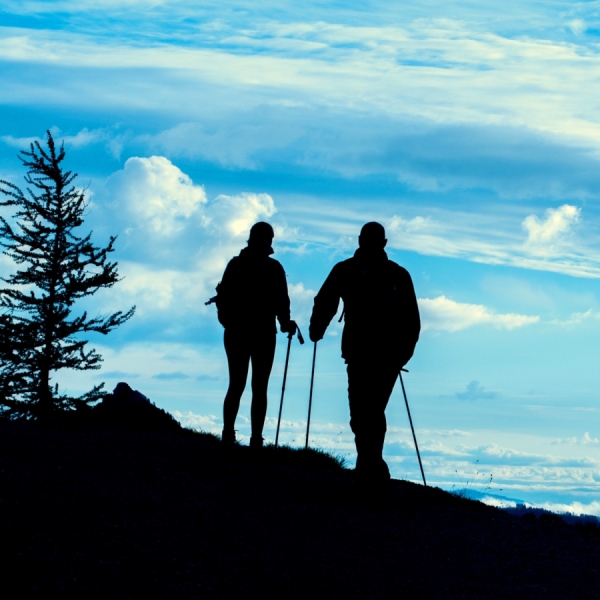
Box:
[398,268,420,365]
[309,264,343,342]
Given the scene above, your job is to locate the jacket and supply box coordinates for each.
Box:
[309,248,420,364]
[215,246,291,333]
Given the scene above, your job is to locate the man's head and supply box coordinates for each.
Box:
[358,222,387,250]
[248,221,274,250]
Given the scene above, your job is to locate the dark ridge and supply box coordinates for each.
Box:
[1,419,599,599]
[36,382,186,433]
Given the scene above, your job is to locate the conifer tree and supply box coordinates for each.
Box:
[0,131,135,419]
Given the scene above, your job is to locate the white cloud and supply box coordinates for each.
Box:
[550,309,600,326]
[206,192,276,239]
[1,126,111,150]
[522,204,580,254]
[115,263,184,313]
[1,134,41,149]
[172,410,222,434]
[287,282,317,323]
[530,500,600,517]
[419,295,539,332]
[552,432,600,446]
[107,156,207,235]
[59,127,108,148]
[388,215,430,231]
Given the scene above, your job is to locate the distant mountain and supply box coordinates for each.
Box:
[456,489,600,526]
[1,417,599,598]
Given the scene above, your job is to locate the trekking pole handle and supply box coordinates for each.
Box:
[297,327,305,345]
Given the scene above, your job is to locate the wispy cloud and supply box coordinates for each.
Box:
[419,295,539,332]
[2,126,118,154]
[550,309,600,326]
[4,17,600,151]
[100,370,140,379]
[153,371,190,380]
[552,432,600,446]
[387,207,600,279]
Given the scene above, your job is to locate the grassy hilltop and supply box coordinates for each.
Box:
[1,415,599,599]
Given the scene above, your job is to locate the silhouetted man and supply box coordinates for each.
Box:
[309,222,420,487]
[216,222,297,449]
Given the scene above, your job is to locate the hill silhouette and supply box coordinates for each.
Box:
[1,413,599,598]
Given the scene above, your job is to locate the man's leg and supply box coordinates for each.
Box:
[222,329,251,442]
[249,332,276,447]
[347,359,400,483]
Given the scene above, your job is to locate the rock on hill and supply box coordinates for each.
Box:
[1,420,599,599]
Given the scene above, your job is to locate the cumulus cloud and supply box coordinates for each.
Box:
[206,191,276,239]
[419,295,539,332]
[107,156,208,235]
[522,204,580,254]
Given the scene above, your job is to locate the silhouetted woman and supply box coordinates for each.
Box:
[215,222,297,448]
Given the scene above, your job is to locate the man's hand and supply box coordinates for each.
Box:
[309,325,324,343]
[281,320,298,336]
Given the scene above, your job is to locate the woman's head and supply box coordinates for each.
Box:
[248,222,274,251]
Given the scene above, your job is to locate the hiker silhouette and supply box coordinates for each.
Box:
[214,222,297,448]
[309,222,420,488]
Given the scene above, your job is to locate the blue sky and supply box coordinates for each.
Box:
[2,1,600,514]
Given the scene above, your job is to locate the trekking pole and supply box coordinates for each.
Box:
[275,332,293,447]
[275,327,305,447]
[399,369,427,487]
[305,341,317,450]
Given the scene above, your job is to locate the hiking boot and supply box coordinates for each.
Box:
[221,428,237,447]
[249,435,264,450]
[354,458,391,507]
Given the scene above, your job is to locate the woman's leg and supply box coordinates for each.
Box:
[249,333,276,441]
[223,329,251,435]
